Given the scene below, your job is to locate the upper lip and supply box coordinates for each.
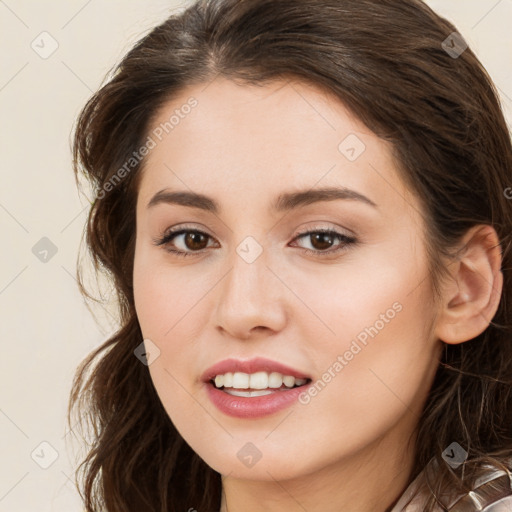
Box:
[201,357,312,383]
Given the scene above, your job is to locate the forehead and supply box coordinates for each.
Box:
[136,77,416,221]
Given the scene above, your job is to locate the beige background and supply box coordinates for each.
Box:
[1,1,511,510]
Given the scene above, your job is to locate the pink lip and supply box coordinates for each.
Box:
[200,357,311,383]
[205,383,309,418]
[201,357,312,419]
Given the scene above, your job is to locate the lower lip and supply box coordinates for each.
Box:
[204,382,308,418]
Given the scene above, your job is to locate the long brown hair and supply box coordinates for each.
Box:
[68,0,512,510]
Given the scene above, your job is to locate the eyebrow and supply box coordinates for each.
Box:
[146,186,378,213]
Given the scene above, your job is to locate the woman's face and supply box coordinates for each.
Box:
[133,77,443,480]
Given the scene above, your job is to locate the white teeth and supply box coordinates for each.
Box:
[223,372,233,387]
[268,372,283,388]
[212,371,308,390]
[232,372,250,388]
[224,389,274,397]
[283,375,296,387]
[249,371,268,390]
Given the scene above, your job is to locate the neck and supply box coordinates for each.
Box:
[219,431,418,512]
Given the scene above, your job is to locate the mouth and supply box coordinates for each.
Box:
[201,357,313,417]
[204,373,313,418]
[209,371,312,397]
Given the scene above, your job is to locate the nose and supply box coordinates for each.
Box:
[214,242,288,340]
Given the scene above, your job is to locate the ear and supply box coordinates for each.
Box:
[435,224,503,344]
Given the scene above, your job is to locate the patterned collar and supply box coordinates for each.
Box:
[391,457,512,511]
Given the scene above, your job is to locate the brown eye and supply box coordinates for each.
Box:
[183,231,209,251]
[291,228,357,257]
[309,232,336,251]
[153,228,216,258]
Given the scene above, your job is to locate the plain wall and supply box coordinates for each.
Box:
[0,1,511,510]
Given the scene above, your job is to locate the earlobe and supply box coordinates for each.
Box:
[435,225,503,345]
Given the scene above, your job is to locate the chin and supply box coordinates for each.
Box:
[191,436,318,481]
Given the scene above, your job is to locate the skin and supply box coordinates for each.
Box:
[132,77,502,512]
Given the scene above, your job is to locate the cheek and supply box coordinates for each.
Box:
[133,246,211,340]
[287,243,428,354]
[285,243,438,424]
[294,265,438,436]
[133,249,216,408]
[133,254,210,443]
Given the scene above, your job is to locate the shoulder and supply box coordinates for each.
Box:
[451,463,512,511]
[392,458,512,512]
[480,495,512,511]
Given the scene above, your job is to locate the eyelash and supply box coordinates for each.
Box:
[152,225,357,259]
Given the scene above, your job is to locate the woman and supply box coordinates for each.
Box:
[68,0,512,510]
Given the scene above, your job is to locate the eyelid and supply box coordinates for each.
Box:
[292,222,355,239]
[159,222,212,237]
